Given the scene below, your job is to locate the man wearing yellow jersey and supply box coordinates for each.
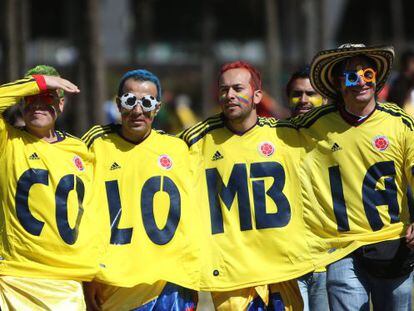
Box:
[0,65,99,310]
[296,44,414,310]
[82,69,199,311]
[179,61,313,310]
[285,66,329,311]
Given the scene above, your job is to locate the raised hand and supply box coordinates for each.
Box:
[43,76,80,94]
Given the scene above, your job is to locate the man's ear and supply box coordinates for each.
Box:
[58,98,65,115]
[116,97,122,113]
[253,90,263,105]
[153,102,162,117]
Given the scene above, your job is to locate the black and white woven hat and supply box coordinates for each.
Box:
[309,43,395,100]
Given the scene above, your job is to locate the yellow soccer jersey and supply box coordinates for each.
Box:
[82,125,200,290]
[0,276,85,311]
[0,77,99,281]
[179,114,315,291]
[295,103,414,268]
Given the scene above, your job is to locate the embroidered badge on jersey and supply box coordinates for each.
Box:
[73,156,85,171]
[158,155,173,170]
[372,135,389,151]
[258,142,275,157]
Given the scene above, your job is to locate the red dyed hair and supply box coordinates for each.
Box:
[219,61,262,90]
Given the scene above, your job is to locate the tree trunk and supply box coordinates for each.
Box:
[317,0,328,51]
[132,0,154,64]
[201,0,216,118]
[2,0,27,81]
[390,0,405,53]
[79,0,106,128]
[265,0,289,117]
[303,0,318,62]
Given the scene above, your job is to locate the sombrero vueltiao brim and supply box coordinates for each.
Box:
[310,44,395,100]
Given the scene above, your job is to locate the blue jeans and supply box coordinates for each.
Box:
[297,272,329,311]
[327,255,413,311]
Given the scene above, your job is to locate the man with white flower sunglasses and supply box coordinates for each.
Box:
[82,69,200,311]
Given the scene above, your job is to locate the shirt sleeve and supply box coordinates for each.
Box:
[0,75,46,155]
[0,75,46,113]
[404,128,414,188]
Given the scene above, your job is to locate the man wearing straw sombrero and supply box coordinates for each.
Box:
[295,44,414,310]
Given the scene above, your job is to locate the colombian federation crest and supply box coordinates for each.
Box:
[372,135,389,151]
[73,156,85,171]
[158,154,173,170]
[258,142,275,157]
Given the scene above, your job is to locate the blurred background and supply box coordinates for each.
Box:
[1,0,414,136]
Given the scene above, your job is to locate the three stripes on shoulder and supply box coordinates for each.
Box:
[81,124,113,148]
[179,114,224,147]
[180,114,297,147]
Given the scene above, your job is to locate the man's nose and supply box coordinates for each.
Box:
[299,93,309,103]
[131,103,143,114]
[357,75,366,86]
[30,101,45,109]
[226,88,237,99]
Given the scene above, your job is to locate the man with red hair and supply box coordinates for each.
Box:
[218,61,263,90]
[179,61,314,310]
[220,61,288,119]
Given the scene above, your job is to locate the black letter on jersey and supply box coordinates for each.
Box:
[251,162,291,229]
[362,161,399,231]
[55,175,85,245]
[15,169,48,236]
[329,165,350,232]
[141,176,181,245]
[206,164,252,234]
[105,180,133,245]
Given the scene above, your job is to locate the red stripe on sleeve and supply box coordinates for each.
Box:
[32,75,47,92]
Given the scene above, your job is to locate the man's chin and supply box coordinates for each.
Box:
[26,120,53,129]
[127,124,149,133]
[223,110,243,120]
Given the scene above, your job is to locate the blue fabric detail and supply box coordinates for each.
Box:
[247,295,266,311]
[246,292,286,311]
[268,292,285,311]
[132,283,197,311]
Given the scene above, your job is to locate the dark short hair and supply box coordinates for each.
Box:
[285,65,311,96]
[219,60,262,90]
